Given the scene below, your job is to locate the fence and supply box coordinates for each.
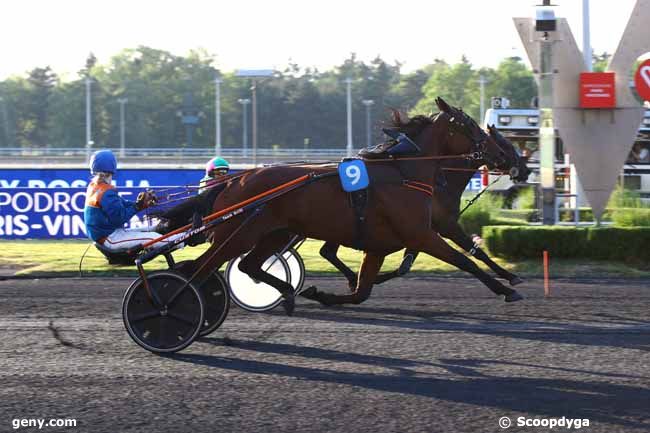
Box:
[0,147,352,165]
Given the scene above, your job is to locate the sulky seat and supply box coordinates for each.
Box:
[93,242,138,266]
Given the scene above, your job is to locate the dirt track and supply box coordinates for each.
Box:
[0,276,649,433]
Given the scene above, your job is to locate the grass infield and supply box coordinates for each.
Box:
[1,239,648,279]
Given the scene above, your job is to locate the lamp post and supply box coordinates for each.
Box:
[214,76,222,156]
[238,98,251,159]
[85,76,93,163]
[345,77,354,157]
[118,98,128,158]
[362,99,374,148]
[235,69,274,167]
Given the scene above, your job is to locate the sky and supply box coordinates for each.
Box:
[0,0,641,80]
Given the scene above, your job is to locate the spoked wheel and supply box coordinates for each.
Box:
[197,272,230,337]
[283,248,305,293]
[225,252,291,312]
[122,271,204,354]
[173,260,230,337]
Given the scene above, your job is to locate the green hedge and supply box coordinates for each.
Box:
[483,226,650,261]
[497,208,650,224]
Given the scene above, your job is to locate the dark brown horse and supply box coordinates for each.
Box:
[317,122,530,293]
[190,97,525,315]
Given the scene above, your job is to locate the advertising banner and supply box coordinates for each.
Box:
[0,168,204,189]
[0,187,154,239]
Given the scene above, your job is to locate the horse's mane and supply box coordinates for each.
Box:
[386,109,440,138]
[388,109,435,128]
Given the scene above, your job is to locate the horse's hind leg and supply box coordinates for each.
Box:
[302,252,384,306]
[411,232,522,302]
[373,249,419,284]
[319,242,357,290]
[441,222,522,286]
[239,228,297,315]
[320,242,417,288]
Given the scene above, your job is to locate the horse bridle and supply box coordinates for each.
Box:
[443,110,522,179]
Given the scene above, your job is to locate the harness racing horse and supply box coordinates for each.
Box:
[187,97,527,315]
[317,116,531,293]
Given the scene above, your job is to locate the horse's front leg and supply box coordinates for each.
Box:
[302,252,385,306]
[408,231,523,302]
[440,222,522,286]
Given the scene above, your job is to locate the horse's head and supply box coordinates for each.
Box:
[434,97,530,183]
[486,124,531,183]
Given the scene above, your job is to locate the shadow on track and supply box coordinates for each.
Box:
[172,343,650,430]
[289,304,650,352]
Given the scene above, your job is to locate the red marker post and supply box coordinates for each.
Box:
[543,250,550,297]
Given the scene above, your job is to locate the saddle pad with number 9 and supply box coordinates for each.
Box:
[338,159,369,192]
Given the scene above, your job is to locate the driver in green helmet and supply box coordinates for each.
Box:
[199,157,230,193]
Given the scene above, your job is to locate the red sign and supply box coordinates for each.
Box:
[634,59,650,102]
[579,72,616,108]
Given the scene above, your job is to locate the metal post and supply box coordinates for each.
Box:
[582,0,592,71]
[238,98,250,159]
[85,77,92,162]
[118,98,127,158]
[0,96,9,146]
[538,0,556,225]
[362,99,374,148]
[215,77,222,156]
[234,69,274,165]
[251,79,258,167]
[345,77,353,157]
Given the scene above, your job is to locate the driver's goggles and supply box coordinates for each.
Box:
[209,168,229,177]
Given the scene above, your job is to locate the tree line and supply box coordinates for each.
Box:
[0,46,542,151]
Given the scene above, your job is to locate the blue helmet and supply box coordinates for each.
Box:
[90,150,117,175]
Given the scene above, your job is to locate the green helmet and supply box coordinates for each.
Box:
[205,157,229,176]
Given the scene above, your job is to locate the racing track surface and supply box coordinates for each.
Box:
[0,276,649,433]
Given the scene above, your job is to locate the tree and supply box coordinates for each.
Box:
[592,52,611,72]
[21,67,58,147]
[488,57,537,109]
[413,56,480,118]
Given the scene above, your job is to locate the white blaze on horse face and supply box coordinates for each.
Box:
[346,165,361,185]
[641,65,650,88]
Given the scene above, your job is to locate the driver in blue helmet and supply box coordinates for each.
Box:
[84,149,182,251]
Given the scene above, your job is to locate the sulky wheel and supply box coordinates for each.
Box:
[173,260,230,337]
[197,271,230,337]
[283,248,306,293]
[122,271,204,354]
[225,252,291,312]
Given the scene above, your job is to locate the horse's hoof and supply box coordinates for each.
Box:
[504,291,523,303]
[282,293,295,316]
[509,276,524,286]
[298,286,335,307]
[299,286,319,300]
